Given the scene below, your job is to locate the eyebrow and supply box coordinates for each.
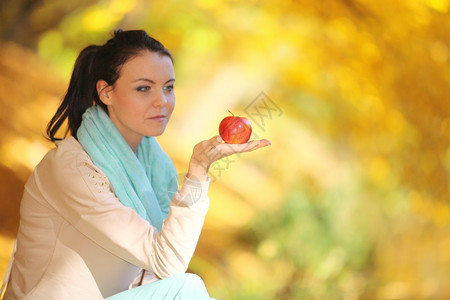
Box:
[132,78,175,84]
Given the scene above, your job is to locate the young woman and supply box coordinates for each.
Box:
[3,30,270,299]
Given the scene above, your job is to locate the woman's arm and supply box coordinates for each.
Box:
[38,142,209,279]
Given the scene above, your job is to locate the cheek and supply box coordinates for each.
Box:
[116,91,142,113]
[166,96,176,115]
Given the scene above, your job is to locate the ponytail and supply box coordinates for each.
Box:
[46,45,100,141]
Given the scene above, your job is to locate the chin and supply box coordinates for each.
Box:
[144,128,166,137]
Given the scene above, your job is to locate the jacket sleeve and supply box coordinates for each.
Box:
[37,143,209,279]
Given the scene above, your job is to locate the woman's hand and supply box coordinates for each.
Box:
[186,136,271,181]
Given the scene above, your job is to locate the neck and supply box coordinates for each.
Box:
[127,137,142,153]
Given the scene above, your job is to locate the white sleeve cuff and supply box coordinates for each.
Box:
[176,176,210,207]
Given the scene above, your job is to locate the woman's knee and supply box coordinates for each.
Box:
[176,273,210,297]
[181,273,203,283]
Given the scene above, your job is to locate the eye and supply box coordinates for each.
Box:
[136,86,150,92]
[164,85,174,92]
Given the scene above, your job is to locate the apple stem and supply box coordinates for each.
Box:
[228,110,235,116]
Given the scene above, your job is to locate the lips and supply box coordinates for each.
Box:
[148,115,166,121]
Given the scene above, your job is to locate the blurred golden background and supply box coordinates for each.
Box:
[0,0,449,299]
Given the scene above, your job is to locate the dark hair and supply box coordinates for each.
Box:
[46,29,173,141]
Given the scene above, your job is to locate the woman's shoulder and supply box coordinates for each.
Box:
[41,136,88,164]
[55,136,87,155]
[32,136,111,196]
[36,137,91,177]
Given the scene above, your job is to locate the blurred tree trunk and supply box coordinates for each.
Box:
[1,0,43,48]
[0,0,94,49]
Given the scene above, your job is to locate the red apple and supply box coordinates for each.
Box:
[219,112,252,144]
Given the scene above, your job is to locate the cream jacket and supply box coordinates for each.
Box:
[4,137,210,299]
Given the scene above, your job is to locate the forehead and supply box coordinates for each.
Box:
[118,51,174,81]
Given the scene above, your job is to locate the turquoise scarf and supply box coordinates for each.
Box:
[77,106,178,231]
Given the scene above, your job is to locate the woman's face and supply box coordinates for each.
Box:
[98,50,175,151]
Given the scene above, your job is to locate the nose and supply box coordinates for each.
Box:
[153,89,167,107]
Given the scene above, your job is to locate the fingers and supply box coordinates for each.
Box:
[209,135,223,144]
[215,138,271,157]
[244,139,271,151]
[205,136,222,153]
[191,136,224,166]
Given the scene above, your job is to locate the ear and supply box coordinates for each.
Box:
[96,80,113,105]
